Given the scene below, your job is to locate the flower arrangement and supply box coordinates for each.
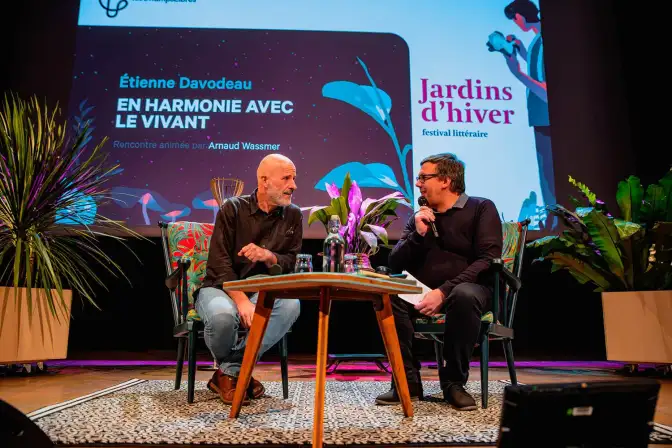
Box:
[304,172,410,256]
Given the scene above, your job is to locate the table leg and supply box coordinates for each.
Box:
[375,294,414,418]
[313,287,332,448]
[229,291,275,418]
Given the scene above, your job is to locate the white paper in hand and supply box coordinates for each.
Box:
[398,271,431,305]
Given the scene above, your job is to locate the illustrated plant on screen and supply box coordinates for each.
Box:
[317,57,414,202]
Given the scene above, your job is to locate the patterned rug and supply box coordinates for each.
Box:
[28,379,672,446]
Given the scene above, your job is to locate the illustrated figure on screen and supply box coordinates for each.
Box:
[492,0,556,226]
[195,154,302,405]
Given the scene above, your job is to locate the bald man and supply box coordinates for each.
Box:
[196,153,302,405]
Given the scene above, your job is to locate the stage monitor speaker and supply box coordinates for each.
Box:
[497,379,660,447]
[0,399,53,448]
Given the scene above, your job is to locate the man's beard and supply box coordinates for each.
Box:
[269,188,292,206]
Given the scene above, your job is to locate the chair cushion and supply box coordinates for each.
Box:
[166,221,215,312]
[414,311,493,326]
[187,309,202,322]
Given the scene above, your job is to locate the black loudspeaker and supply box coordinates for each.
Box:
[497,379,660,447]
[0,399,53,448]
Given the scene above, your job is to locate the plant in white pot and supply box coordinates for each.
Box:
[0,94,137,366]
[527,171,672,365]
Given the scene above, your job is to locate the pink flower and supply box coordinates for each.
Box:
[348,181,362,219]
[342,212,356,251]
[325,182,340,199]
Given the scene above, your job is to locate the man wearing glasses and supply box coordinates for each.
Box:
[375,153,502,411]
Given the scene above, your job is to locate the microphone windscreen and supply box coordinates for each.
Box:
[418,196,428,207]
[269,264,283,276]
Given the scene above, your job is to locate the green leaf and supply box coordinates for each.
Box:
[568,195,582,209]
[527,234,597,262]
[616,175,643,223]
[568,175,597,205]
[330,196,349,226]
[340,172,352,207]
[364,224,388,245]
[613,219,642,240]
[546,253,614,291]
[658,169,672,221]
[642,184,666,223]
[582,209,625,284]
[617,223,647,290]
[546,204,588,236]
[527,235,568,253]
[575,207,593,218]
[359,230,378,253]
[307,206,329,227]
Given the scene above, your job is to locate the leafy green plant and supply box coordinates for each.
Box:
[527,170,672,291]
[302,172,410,255]
[0,93,138,336]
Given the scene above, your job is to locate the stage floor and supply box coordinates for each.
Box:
[2,355,671,447]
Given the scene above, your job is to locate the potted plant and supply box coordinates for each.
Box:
[0,94,137,366]
[527,170,672,364]
[303,172,411,268]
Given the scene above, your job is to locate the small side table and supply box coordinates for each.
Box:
[222,272,422,448]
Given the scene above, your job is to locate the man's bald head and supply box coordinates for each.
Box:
[257,154,295,181]
[256,154,297,208]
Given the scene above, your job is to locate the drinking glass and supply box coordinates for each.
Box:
[343,254,357,273]
[294,254,313,273]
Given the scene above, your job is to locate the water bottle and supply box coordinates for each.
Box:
[322,215,345,272]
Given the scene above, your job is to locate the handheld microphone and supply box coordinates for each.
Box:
[418,196,439,238]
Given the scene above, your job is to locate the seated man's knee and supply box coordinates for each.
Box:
[447,283,481,309]
[207,308,238,333]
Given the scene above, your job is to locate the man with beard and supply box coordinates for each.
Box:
[196,153,302,405]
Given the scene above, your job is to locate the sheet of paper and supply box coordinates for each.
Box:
[397,271,431,305]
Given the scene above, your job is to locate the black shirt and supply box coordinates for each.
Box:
[389,194,503,298]
[201,188,303,290]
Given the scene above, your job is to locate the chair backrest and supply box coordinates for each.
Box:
[210,178,244,207]
[500,219,530,328]
[159,221,214,326]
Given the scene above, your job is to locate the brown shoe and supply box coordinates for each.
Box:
[248,376,265,399]
[207,370,250,406]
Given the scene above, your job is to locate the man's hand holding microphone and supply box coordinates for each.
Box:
[416,196,438,237]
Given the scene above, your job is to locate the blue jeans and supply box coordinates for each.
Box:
[195,287,300,378]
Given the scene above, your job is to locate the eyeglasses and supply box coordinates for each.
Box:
[416,174,440,183]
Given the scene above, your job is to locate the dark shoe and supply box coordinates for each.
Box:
[207,370,251,406]
[247,376,265,399]
[444,383,477,411]
[375,383,423,405]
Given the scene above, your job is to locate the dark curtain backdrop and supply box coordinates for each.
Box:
[0,0,666,360]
